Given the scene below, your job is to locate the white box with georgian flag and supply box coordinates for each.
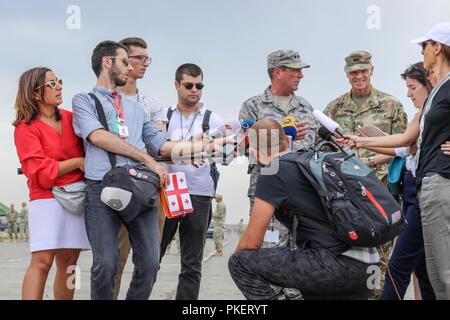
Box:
[160,172,193,218]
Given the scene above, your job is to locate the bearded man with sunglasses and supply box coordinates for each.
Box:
[158,63,224,300]
[112,37,169,299]
[72,41,227,300]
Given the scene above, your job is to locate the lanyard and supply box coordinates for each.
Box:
[112,92,125,122]
[180,111,199,141]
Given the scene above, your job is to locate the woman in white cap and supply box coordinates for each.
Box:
[349,22,450,299]
[412,22,450,300]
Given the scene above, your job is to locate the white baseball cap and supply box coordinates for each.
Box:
[412,22,450,46]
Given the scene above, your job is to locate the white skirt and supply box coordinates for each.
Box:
[29,198,91,253]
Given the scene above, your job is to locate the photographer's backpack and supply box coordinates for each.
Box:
[284,143,406,247]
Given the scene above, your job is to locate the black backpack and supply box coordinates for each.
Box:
[284,144,407,247]
[166,108,220,193]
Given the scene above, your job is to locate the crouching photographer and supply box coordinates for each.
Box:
[228,119,380,300]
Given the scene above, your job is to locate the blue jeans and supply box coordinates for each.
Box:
[160,195,212,300]
[85,180,160,300]
[381,171,435,300]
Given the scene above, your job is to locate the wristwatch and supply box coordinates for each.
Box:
[368,156,375,168]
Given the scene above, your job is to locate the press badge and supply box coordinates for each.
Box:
[118,122,129,139]
[263,230,280,243]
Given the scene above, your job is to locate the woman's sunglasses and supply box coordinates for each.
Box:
[35,78,63,90]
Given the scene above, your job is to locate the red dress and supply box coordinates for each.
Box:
[14,109,85,200]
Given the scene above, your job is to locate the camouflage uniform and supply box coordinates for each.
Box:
[323,51,408,181]
[239,87,318,247]
[19,204,29,241]
[237,220,244,240]
[7,206,17,241]
[238,50,317,300]
[324,51,408,299]
[213,202,226,253]
[324,87,408,181]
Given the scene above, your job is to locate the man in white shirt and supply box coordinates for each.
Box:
[159,63,223,300]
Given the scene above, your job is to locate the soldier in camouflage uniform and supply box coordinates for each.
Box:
[238,49,319,249]
[237,218,245,240]
[213,195,226,256]
[19,202,29,241]
[7,204,18,241]
[323,51,408,299]
[323,50,408,182]
[238,49,318,300]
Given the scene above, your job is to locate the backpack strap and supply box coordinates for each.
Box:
[88,93,116,168]
[165,107,211,133]
[202,109,220,191]
[202,109,212,133]
[166,108,174,132]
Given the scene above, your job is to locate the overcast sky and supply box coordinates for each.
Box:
[1,0,449,223]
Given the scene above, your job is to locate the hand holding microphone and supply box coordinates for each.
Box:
[318,126,354,156]
[281,116,297,149]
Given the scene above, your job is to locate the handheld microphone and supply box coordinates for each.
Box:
[240,118,255,155]
[318,126,354,156]
[241,118,255,132]
[281,115,297,140]
[313,109,347,138]
[282,116,297,150]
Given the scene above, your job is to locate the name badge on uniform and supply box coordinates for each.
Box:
[118,122,129,139]
[263,230,280,243]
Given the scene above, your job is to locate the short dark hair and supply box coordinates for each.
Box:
[119,37,147,50]
[175,63,203,82]
[249,119,287,157]
[401,62,432,92]
[91,40,128,77]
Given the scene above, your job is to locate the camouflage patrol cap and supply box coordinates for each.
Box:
[344,50,373,72]
[267,49,311,69]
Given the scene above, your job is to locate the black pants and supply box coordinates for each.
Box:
[160,195,212,300]
[229,247,373,300]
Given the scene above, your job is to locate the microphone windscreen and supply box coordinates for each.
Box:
[282,116,297,140]
[282,116,296,128]
[283,126,297,140]
[318,126,332,141]
[313,110,341,134]
[241,118,255,131]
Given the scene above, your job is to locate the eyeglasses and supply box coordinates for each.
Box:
[106,56,131,67]
[34,78,63,90]
[180,82,204,90]
[421,41,436,50]
[129,55,152,64]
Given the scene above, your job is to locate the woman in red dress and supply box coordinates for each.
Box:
[13,67,90,300]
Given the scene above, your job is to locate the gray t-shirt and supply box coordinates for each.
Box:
[72,86,167,181]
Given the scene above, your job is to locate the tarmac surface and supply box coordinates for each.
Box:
[0,229,415,300]
[0,229,244,300]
